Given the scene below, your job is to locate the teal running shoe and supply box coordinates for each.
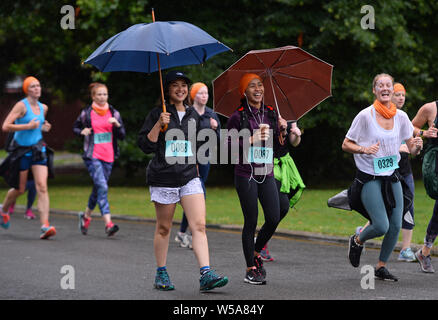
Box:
[1,213,10,230]
[200,269,228,291]
[154,269,175,291]
[398,248,416,262]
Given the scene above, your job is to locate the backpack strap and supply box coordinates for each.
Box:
[435,101,438,127]
[238,106,249,130]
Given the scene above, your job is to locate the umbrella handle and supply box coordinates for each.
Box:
[152,8,168,132]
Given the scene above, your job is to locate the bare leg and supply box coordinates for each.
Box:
[2,171,28,213]
[401,228,413,251]
[153,202,176,267]
[180,193,210,268]
[31,165,49,226]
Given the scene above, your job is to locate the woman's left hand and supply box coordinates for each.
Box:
[210,118,218,130]
[108,117,121,127]
[41,120,51,132]
[413,136,423,151]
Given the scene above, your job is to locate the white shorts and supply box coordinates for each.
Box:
[149,178,204,204]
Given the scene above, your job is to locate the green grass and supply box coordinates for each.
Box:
[1,172,434,245]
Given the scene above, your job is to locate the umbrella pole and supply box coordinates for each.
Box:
[268,75,285,145]
[152,8,168,132]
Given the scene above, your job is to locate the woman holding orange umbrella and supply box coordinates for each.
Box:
[227,73,287,285]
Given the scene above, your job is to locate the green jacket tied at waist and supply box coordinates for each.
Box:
[274,153,305,208]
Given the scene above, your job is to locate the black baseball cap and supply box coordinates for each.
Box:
[163,70,191,90]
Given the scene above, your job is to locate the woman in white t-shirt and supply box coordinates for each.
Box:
[342,74,423,281]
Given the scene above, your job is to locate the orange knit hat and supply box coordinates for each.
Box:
[190,82,207,101]
[394,83,406,93]
[22,76,39,94]
[239,73,262,98]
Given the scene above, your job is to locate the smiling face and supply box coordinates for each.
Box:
[168,79,188,105]
[245,78,264,107]
[373,75,394,104]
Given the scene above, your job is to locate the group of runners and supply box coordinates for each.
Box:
[0,71,437,292]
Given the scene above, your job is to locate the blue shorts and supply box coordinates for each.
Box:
[19,152,47,171]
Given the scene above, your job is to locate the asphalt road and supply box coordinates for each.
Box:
[1,210,438,302]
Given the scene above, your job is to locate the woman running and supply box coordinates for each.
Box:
[0,76,55,239]
[227,73,287,285]
[343,74,422,281]
[73,82,126,237]
[138,70,228,291]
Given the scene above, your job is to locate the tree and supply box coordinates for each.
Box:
[2,0,438,183]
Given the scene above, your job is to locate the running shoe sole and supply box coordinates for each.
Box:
[78,212,88,235]
[153,283,175,291]
[106,225,119,237]
[244,278,266,285]
[200,277,228,291]
[40,227,56,240]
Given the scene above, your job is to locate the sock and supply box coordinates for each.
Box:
[200,266,211,275]
[157,266,167,272]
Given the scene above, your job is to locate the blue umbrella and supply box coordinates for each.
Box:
[84,11,231,131]
[84,21,231,73]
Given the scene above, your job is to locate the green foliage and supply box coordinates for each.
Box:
[2,0,438,181]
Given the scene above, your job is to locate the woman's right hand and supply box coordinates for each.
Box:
[28,118,40,130]
[250,127,270,144]
[362,141,380,154]
[159,112,171,127]
[81,128,92,136]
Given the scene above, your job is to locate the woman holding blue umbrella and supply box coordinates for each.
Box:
[138,70,228,292]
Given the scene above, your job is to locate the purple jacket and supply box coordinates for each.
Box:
[226,102,281,178]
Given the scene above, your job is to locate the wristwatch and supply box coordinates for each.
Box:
[420,130,424,137]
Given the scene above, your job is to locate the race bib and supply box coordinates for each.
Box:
[373,155,398,174]
[165,140,193,157]
[248,147,273,164]
[94,132,112,144]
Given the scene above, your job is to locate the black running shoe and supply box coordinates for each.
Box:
[348,235,363,268]
[105,223,119,237]
[254,255,266,278]
[375,267,398,282]
[244,268,266,285]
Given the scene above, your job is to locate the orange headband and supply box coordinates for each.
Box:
[190,82,207,101]
[239,73,262,98]
[22,76,39,94]
[394,83,406,93]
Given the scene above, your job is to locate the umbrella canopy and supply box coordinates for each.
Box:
[84,21,231,73]
[212,45,333,120]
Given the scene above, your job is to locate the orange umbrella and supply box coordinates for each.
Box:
[212,45,333,120]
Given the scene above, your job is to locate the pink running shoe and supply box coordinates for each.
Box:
[24,209,36,220]
[260,244,274,262]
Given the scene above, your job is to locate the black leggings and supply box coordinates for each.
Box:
[425,200,438,248]
[276,179,290,222]
[235,175,280,268]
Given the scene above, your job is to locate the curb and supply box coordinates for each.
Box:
[12,205,438,257]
